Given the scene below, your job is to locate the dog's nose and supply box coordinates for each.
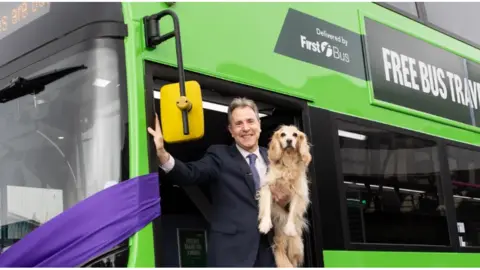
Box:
[286,139,292,145]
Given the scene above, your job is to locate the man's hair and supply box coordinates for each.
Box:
[227,97,260,124]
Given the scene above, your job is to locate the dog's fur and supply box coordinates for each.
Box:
[257,125,312,267]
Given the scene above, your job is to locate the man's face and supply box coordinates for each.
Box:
[228,106,261,152]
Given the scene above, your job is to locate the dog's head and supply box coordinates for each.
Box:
[268,125,311,165]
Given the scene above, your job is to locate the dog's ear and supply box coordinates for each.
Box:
[268,133,282,162]
[298,132,312,165]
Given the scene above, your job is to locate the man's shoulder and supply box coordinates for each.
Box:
[206,144,231,154]
[205,144,267,154]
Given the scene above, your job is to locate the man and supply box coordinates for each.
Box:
[148,97,289,267]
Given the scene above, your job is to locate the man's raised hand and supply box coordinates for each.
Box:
[147,113,170,164]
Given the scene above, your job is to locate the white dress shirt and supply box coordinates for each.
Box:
[235,144,268,187]
[159,144,268,187]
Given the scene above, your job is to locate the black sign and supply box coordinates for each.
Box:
[0,2,51,41]
[364,17,480,127]
[0,2,124,69]
[275,8,366,80]
[177,229,207,267]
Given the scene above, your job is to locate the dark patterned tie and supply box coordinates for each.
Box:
[247,154,261,190]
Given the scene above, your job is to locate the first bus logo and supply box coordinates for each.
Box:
[299,33,350,63]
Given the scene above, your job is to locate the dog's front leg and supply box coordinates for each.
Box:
[283,195,299,237]
[258,184,273,234]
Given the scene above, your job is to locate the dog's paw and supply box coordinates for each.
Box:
[283,222,297,237]
[258,218,273,234]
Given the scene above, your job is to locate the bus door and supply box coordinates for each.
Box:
[150,76,298,267]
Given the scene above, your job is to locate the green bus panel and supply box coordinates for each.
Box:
[122,2,164,268]
[125,2,480,146]
[121,2,480,267]
[324,250,480,267]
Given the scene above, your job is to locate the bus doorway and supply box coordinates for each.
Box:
[145,63,318,267]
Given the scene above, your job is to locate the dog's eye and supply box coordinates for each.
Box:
[280,132,286,137]
[293,133,298,137]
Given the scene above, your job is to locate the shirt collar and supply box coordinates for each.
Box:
[236,144,261,160]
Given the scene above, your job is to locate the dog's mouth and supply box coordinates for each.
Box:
[283,144,295,150]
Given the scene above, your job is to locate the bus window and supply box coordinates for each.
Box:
[337,120,449,246]
[424,2,480,46]
[446,145,480,247]
[382,2,419,17]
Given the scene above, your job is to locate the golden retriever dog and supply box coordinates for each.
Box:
[257,125,312,267]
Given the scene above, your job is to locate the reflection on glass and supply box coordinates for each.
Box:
[338,120,449,246]
[0,41,127,252]
[447,145,480,247]
[425,2,480,45]
[385,2,418,17]
[81,246,129,267]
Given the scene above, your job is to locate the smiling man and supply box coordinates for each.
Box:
[148,97,289,267]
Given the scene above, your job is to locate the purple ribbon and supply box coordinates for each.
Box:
[0,172,161,267]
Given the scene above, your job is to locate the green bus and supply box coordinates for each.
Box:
[2,1,480,267]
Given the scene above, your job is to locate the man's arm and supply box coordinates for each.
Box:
[159,153,175,173]
[148,113,221,186]
[158,146,222,186]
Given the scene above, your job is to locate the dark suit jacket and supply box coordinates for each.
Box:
[158,143,274,267]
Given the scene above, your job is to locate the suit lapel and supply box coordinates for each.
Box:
[229,144,256,198]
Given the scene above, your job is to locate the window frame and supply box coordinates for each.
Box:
[375,2,480,54]
[319,109,480,253]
